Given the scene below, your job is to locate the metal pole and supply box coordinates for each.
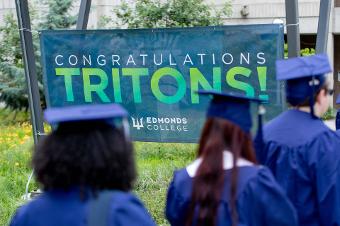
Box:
[315,0,332,54]
[285,0,300,57]
[76,0,92,29]
[15,0,45,145]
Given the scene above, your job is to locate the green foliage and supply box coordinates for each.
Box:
[0,14,30,111]
[300,47,315,56]
[0,0,76,112]
[283,43,315,58]
[99,0,232,28]
[321,107,336,120]
[39,0,77,30]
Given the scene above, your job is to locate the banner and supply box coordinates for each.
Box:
[40,24,284,142]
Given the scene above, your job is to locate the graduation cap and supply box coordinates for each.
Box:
[198,90,266,133]
[44,104,130,136]
[276,54,332,117]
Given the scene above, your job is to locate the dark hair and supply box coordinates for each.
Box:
[33,120,136,192]
[287,82,328,107]
[186,118,257,226]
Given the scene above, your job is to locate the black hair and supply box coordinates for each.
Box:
[33,120,136,191]
[287,82,328,107]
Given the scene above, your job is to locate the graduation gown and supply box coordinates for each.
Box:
[166,151,297,226]
[256,109,340,226]
[336,109,340,130]
[9,188,156,226]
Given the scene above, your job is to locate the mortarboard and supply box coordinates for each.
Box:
[44,104,128,124]
[44,104,130,137]
[198,90,265,133]
[276,54,332,117]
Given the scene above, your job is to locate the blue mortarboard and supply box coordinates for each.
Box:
[276,54,332,117]
[198,90,265,133]
[44,104,128,125]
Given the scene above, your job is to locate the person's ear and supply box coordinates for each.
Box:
[316,89,326,104]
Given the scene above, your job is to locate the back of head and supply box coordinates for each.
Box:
[276,54,332,113]
[198,117,257,162]
[33,120,136,191]
[186,117,257,226]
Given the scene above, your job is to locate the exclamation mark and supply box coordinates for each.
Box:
[257,67,268,101]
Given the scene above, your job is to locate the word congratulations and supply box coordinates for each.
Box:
[54,52,266,67]
[55,66,268,105]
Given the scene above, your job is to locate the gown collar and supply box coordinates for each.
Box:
[186,150,254,178]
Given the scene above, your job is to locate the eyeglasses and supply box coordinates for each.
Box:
[324,88,334,96]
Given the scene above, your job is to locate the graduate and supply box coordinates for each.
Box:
[256,54,340,226]
[165,91,298,226]
[9,104,156,226]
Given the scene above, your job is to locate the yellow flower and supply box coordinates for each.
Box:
[15,162,20,167]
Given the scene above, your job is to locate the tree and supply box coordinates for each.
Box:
[39,0,77,30]
[0,14,30,111]
[99,0,232,28]
[0,0,76,112]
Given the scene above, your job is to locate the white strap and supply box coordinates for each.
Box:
[186,151,253,178]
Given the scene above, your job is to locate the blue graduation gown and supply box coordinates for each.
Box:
[166,165,297,226]
[256,109,340,226]
[9,188,156,226]
[336,109,340,130]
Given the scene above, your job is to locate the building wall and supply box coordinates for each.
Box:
[0,0,16,23]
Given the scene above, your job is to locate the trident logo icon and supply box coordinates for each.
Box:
[131,117,144,130]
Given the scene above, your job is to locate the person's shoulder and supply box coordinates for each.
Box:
[107,190,147,207]
[9,193,49,226]
[9,203,30,226]
[238,165,263,182]
[168,167,191,187]
[241,166,274,186]
[228,165,260,193]
[107,191,156,226]
[241,166,282,197]
[166,167,193,200]
[264,110,335,146]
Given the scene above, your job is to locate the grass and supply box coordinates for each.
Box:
[0,108,197,225]
[0,122,35,226]
[134,142,196,225]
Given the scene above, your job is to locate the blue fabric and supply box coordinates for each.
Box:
[198,90,263,132]
[166,166,297,226]
[336,110,340,130]
[9,188,156,226]
[276,54,331,81]
[44,104,128,124]
[256,109,340,226]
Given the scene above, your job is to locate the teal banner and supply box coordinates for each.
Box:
[40,24,284,142]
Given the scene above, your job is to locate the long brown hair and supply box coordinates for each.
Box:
[186,117,257,226]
